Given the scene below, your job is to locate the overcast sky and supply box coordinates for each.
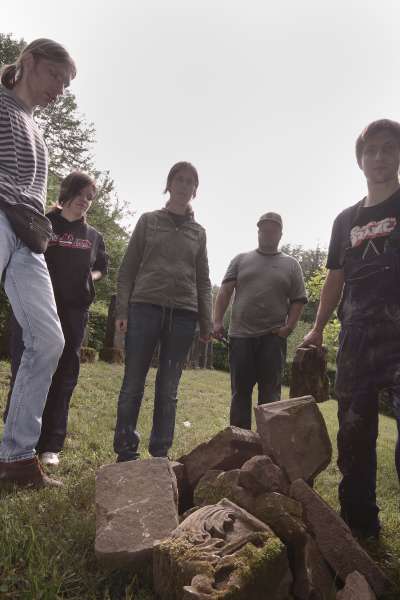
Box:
[3,1,400,283]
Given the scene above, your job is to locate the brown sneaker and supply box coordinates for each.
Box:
[0,457,63,488]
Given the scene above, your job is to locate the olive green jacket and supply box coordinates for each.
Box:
[116,209,212,335]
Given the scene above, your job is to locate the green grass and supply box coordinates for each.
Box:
[0,361,399,599]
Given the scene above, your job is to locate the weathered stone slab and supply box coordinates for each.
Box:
[239,455,290,495]
[336,571,376,599]
[290,346,330,402]
[290,479,389,596]
[95,458,179,568]
[293,534,335,600]
[178,427,263,489]
[153,498,293,600]
[255,397,332,482]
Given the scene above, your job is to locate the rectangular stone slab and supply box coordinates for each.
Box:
[290,479,389,596]
[255,396,332,482]
[95,458,179,568]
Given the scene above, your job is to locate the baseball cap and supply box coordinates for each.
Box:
[257,212,283,228]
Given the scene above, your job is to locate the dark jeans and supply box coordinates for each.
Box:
[113,303,197,461]
[229,333,287,429]
[5,307,88,453]
[336,321,400,534]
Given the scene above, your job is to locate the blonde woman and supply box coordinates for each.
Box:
[0,39,76,488]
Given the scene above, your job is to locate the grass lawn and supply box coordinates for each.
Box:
[0,361,399,599]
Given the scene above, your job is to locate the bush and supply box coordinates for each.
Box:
[87,301,108,351]
[212,339,229,371]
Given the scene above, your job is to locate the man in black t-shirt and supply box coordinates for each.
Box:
[304,119,400,539]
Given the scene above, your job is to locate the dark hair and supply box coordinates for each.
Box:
[356,119,400,166]
[163,162,199,196]
[1,38,76,89]
[58,171,96,206]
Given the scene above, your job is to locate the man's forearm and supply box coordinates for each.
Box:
[286,301,305,331]
[314,269,344,332]
[214,285,234,324]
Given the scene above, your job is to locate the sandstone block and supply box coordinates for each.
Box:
[193,469,254,509]
[193,470,306,549]
[293,534,335,600]
[171,460,192,514]
[290,346,330,403]
[154,498,293,600]
[239,455,290,495]
[178,427,263,489]
[95,458,179,568]
[290,479,389,596]
[336,571,376,600]
[255,396,332,482]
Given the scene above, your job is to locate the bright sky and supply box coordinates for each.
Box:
[3,1,400,283]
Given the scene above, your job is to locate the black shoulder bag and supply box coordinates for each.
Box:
[1,202,53,253]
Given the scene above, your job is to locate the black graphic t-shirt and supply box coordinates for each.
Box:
[327,189,400,321]
[45,210,108,308]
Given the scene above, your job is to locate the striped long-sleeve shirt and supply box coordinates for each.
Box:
[0,86,48,213]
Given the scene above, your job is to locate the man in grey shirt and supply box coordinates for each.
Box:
[213,212,307,429]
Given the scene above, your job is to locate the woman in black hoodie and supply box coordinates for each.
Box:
[6,171,108,466]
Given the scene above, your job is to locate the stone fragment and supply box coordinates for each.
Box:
[252,492,307,547]
[336,571,376,600]
[153,498,293,600]
[95,458,179,568]
[171,460,193,514]
[193,470,306,548]
[290,479,389,596]
[239,455,290,495]
[293,534,335,600]
[193,469,254,509]
[178,426,263,489]
[255,396,332,482]
[290,346,330,403]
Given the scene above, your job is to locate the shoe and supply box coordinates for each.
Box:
[40,452,60,467]
[0,457,63,488]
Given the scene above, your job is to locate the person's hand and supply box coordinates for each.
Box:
[212,320,225,340]
[272,325,293,338]
[115,319,128,334]
[302,328,323,347]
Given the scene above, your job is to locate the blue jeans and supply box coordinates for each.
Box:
[229,334,287,430]
[0,210,64,462]
[114,303,197,460]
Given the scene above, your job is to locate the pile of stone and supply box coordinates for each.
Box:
[95,396,390,599]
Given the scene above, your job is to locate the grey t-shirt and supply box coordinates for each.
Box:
[223,250,307,337]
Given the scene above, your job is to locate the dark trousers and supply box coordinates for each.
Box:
[336,321,400,534]
[113,303,197,461]
[5,307,88,453]
[229,334,287,429]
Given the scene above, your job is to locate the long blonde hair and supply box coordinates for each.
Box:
[1,38,76,89]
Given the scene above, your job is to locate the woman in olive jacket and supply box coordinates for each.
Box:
[114,162,212,461]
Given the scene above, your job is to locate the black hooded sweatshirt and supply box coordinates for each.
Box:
[45,209,108,309]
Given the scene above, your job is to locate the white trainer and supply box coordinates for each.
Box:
[40,452,60,466]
